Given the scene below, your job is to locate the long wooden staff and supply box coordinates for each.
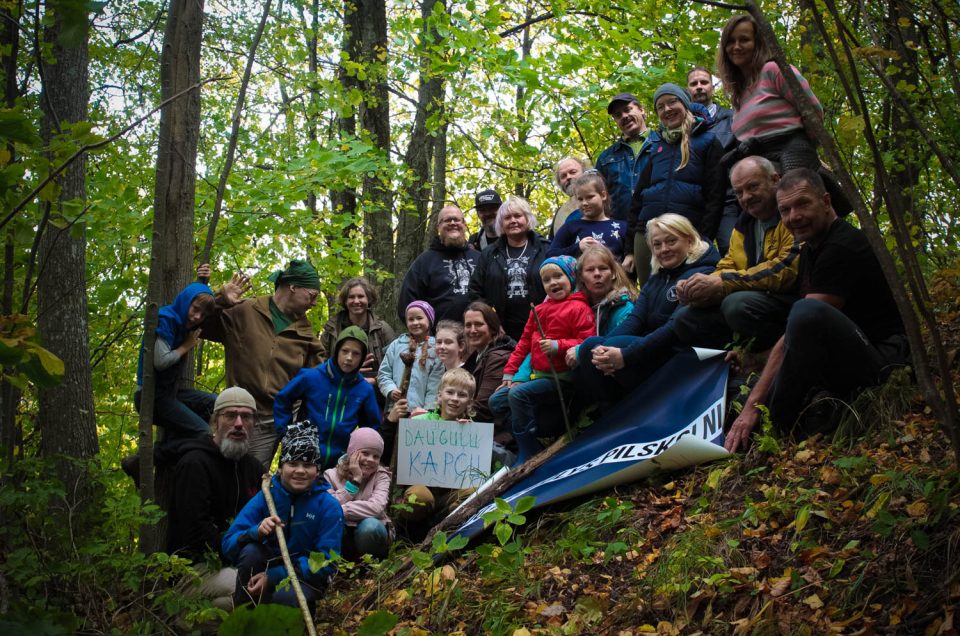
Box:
[390,338,419,474]
[530,302,573,438]
[260,475,317,636]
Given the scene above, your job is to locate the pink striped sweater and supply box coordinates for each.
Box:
[732,61,823,142]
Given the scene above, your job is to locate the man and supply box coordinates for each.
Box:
[687,66,740,255]
[398,204,480,323]
[200,259,325,468]
[469,188,502,251]
[547,156,590,240]
[674,156,799,351]
[163,387,263,610]
[596,92,649,223]
[724,169,909,452]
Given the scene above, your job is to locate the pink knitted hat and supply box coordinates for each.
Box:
[348,427,385,455]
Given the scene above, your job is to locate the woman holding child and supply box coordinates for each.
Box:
[575,214,719,403]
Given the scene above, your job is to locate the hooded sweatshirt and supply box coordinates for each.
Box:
[273,327,382,470]
[136,282,213,388]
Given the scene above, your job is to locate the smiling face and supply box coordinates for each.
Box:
[357,448,381,479]
[725,20,757,70]
[777,182,836,246]
[686,70,715,106]
[556,159,585,195]
[649,226,693,271]
[655,94,687,130]
[579,252,614,301]
[406,307,430,338]
[434,328,464,368]
[576,181,608,220]
[500,207,530,241]
[438,206,467,247]
[731,160,780,221]
[438,382,472,420]
[541,264,573,301]
[463,310,493,351]
[280,460,319,494]
[609,100,647,140]
[345,285,369,318]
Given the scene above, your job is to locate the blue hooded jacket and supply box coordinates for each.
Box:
[221,474,344,587]
[273,329,382,470]
[136,281,213,386]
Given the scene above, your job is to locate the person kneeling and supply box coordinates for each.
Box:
[222,422,344,612]
[324,428,393,560]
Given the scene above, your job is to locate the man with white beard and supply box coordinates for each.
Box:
[164,387,263,610]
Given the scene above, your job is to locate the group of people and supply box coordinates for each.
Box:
[131,13,909,617]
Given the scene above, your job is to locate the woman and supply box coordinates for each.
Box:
[575,214,719,404]
[627,83,724,286]
[461,302,515,426]
[716,14,850,212]
[320,277,395,383]
[468,196,549,342]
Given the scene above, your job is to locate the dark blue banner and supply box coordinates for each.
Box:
[451,349,730,539]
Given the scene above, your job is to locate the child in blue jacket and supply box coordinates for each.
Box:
[274,325,381,470]
[223,421,344,612]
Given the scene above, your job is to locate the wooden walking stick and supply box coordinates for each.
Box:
[390,338,419,474]
[529,302,573,439]
[260,475,318,636]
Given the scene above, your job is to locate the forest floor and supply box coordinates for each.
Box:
[313,271,960,636]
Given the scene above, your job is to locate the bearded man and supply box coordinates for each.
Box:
[397,204,480,323]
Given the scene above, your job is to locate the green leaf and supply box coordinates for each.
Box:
[0,110,41,145]
[446,534,469,551]
[494,497,513,514]
[910,529,930,551]
[794,504,811,534]
[507,513,526,526]
[357,610,399,636]
[494,521,513,546]
[218,603,302,635]
[513,496,536,513]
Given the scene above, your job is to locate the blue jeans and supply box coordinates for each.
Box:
[574,335,673,403]
[134,387,216,440]
[350,517,390,559]
[232,543,321,611]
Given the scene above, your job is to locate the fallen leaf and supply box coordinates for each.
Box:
[540,603,566,618]
[803,593,824,609]
[768,577,791,597]
[906,500,928,517]
[511,629,531,636]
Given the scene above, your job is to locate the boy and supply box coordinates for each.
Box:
[274,326,382,470]
[222,421,344,611]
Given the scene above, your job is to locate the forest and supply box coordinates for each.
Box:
[1,0,959,633]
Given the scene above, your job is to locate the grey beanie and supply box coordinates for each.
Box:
[653,83,692,111]
[214,386,256,412]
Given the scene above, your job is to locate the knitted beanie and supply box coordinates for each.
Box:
[653,83,692,111]
[405,300,436,327]
[279,421,321,465]
[347,427,385,455]
[541,255,578,287]
[214,386,256,412]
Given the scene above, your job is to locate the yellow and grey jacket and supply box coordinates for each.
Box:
[715,212,799,296]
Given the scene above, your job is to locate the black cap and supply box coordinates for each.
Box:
[607,92,640,114]
[475,189,502,209]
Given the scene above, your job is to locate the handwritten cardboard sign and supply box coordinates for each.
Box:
[396,418,494,489]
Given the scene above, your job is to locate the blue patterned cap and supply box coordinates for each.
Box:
[541,255,577,287]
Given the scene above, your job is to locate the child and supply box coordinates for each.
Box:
[434,319,465,371]
[547,172,626,261]
[222,421,344,613]
[493,256,595,466]
[378,300,445,412]
[274,326,381,470]
[323,428,393,559]
[389,368,478,529]
[135,279,217,440]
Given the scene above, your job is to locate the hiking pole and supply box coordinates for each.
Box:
[260,475,318,636]
[529,302,573,439]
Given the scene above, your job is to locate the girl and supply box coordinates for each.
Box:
[377,300,445,412]
[547,172,625,261]
[575,214,720,404]
[434,319,465,371]
[716,14,849,213]
[628,83,724,286]
[491,256,595,466]
[323,428,392,559]
[135,279,217,440]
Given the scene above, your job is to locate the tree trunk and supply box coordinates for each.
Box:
[331,0,359,226]
[36,0,99,473]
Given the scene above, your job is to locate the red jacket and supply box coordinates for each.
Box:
[504,291,595,376]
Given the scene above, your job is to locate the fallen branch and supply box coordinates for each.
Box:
[261,475,318,636]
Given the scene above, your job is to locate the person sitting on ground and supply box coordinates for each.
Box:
[434,319,466,371]
[319,277,395,391]
[397,205,479,324]
[548,171,626,261]
[576,214,720,405]
[222,421,343,613]
[461,302,516,433]
[378,301,445,456]
[163,387,263,611]
[673,155,799,352]
[723,169,909,451]
[468,195,549,342]
[323,428,392,560]
[199,259,325,469]
[489,255,595,466]
[135,277,216,441]
[628,83,724,286]
[547,156,590,240]
[274,325,381,471]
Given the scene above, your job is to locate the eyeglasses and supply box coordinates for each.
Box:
[439,217,464,225]
[293,286,319,302]
[221,410,256,424]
